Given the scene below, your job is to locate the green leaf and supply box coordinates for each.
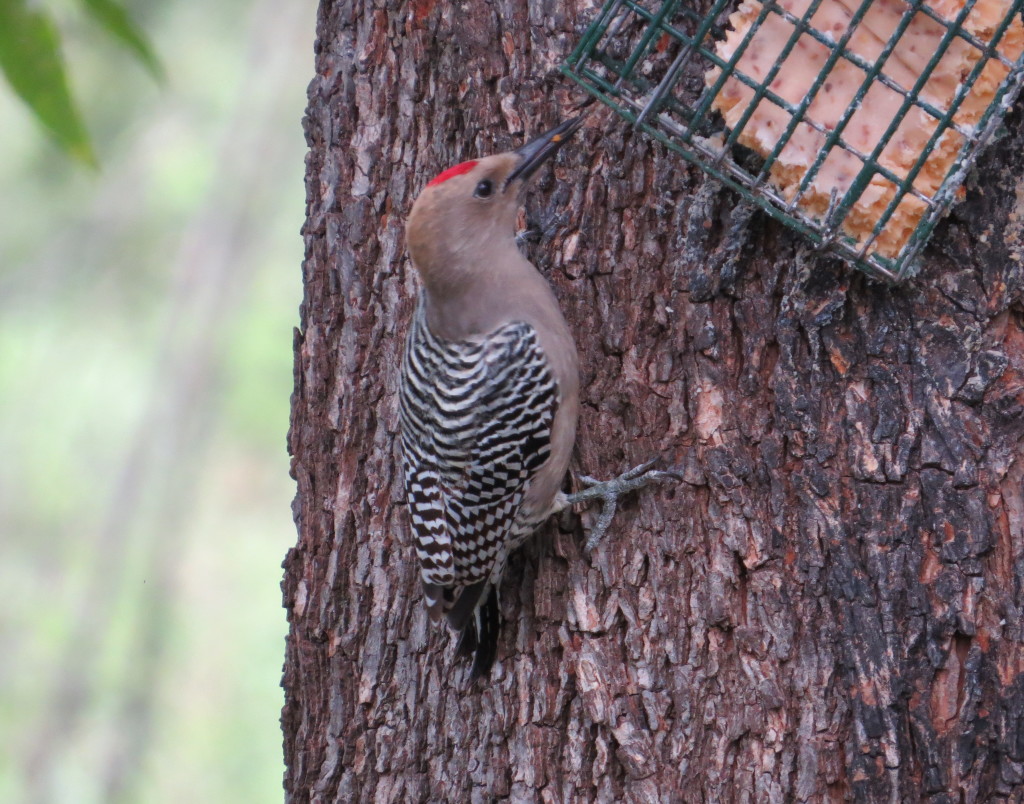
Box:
[0,0,96,167]
[80,0,163,81]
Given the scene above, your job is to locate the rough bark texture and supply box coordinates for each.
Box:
[283,1,1024,801]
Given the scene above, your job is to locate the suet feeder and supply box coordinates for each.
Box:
[562,0,1024,281]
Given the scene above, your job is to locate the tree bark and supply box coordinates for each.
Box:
[283,1,1024,801]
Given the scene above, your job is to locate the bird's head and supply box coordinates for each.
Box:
[406,117,583,289]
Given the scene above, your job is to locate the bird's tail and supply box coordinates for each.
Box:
[450,582,500,679]
[423,579,501,678]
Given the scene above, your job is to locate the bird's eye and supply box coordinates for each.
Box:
[474,179,494,198]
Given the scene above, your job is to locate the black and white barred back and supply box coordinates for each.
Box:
[399,297,558,671]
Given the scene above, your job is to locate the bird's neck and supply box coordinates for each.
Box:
[417,244,557,342]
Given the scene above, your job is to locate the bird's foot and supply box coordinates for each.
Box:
[565,460,681,553]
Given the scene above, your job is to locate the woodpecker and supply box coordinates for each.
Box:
[400,117,674,678]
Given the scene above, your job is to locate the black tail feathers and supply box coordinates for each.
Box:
[452,584,500,679]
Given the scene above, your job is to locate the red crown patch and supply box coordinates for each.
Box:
[426,160,478,188]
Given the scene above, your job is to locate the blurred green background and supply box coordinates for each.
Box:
[0,0,315,800]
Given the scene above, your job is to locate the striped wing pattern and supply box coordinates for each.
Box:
[399,299,557,604]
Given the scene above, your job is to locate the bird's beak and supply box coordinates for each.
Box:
[506,116,585,186]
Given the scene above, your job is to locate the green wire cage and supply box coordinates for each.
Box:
[562,0,1024,281]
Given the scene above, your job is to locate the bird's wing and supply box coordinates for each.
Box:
[399,308,557,622]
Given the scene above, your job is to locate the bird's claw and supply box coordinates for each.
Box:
[566,460,681,554]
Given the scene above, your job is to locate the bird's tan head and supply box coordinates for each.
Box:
[406,118,583,292]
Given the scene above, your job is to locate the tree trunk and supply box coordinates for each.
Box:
[283,1,1024,801]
